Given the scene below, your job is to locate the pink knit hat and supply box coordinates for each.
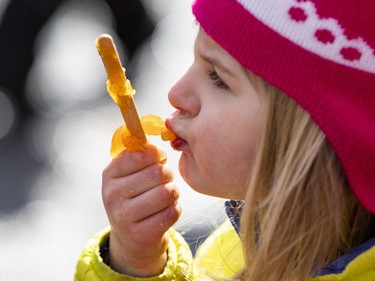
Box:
[192,0,375,214]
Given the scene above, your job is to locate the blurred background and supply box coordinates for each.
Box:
[0,0,225,279]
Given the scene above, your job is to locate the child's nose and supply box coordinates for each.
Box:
[168,78,184,110]
[168,70,199,117]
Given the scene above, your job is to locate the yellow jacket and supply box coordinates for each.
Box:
[75,220,375,280]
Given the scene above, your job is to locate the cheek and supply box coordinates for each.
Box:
[193,121,256,197]
[179,96,267,198]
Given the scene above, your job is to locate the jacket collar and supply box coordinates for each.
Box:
[224,200,375,278]
[314,237,375,276]
[225,200,243,236]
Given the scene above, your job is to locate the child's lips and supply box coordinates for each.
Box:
[171,137,188,151]
[166,119,188,152]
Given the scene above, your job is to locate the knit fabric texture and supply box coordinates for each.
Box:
[192,0,375,214]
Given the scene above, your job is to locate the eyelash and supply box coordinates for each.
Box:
[207,69,228,89]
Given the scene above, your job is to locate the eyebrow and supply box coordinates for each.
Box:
[197,40,234,75]
[196,28,247,80]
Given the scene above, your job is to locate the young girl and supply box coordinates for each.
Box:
[75,0,375,280]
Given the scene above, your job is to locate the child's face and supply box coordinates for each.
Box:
[167,29,268,199]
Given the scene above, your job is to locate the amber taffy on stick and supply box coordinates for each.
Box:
[95,34,175,157]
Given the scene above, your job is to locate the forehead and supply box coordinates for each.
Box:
[194,28,239,71]
[195,28,219,53]
[195,28,263,86]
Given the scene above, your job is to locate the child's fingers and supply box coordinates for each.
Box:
[110,163,174,199]
[104,179,179,227]
[127,182,180,222]
[102,163,175,212]
[130,203,182,247]
[103,144,166,179]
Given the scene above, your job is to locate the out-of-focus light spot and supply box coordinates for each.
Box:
[48,107,116,187]
[25,0,119,116]
[0,89,17,140]
[133,11,196,117]
[144,0,192,21]
[151,12,196,74]
[0,0,11,21]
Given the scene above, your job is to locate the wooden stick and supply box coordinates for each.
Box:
[95,34,147,144]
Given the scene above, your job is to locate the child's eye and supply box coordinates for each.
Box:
[207,69,228,89]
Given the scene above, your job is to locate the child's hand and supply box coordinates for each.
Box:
[102,144,181,276]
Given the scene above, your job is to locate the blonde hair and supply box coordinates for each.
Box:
[237,83,375,281]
